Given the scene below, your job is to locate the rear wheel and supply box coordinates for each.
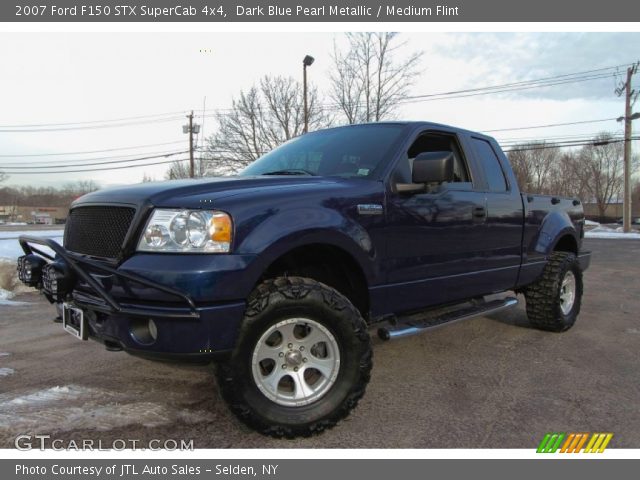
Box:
[524,251,583,332]
[217,276,372,438]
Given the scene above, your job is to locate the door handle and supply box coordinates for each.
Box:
[473,206,487,221]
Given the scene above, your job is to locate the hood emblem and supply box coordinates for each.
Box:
[357,204,383,215]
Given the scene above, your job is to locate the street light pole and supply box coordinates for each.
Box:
[303,55,315,133]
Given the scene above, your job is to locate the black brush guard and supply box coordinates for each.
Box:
[19,235,199,319]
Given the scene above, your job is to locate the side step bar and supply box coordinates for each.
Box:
[378,297,518,341]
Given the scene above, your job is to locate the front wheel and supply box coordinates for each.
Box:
[524,251,584,332]
[217,277,372,438]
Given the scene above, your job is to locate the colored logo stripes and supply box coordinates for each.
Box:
[537,432,613,453]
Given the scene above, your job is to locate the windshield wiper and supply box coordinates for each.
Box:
[262,169,316,176]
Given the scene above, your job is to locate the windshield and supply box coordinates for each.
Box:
[240,124,407,179]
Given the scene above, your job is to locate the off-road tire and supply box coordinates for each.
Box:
[216,276,372,438]
[524,251,583,332]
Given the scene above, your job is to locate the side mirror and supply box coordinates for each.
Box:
[412,151,454,184]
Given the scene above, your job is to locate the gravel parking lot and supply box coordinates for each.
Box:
[1,238,638,449]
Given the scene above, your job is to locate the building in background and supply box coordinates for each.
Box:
[583,202,623,220]
[0,206,68,224]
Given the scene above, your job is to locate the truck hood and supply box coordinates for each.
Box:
[72,176,355,209]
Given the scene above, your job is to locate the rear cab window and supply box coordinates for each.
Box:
[471,137,508,192]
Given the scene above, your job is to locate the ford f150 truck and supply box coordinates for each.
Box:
[17,122,591,437]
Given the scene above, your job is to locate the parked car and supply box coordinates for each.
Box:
[17,122,591,437]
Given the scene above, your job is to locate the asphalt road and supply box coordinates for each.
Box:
[1,238,638,449]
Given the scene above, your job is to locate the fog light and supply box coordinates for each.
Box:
[130,318,158,345]
[16,254,46,287]
[42,260,75,301]
[148,319,158,341]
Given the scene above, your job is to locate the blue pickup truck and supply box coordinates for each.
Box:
[17,122,590,437]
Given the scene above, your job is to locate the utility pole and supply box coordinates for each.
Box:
[617,62,639,233]
[182,111,200,179]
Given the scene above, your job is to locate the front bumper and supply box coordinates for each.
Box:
[18,235,247,361]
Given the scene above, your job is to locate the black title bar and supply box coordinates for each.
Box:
[3,0,640,22]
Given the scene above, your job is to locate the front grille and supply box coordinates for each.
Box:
[64,206,136,259]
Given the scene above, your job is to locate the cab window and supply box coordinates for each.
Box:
[471,137,508,192]
[392,131,471,186]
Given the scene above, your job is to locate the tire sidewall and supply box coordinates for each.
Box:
[224,279,369,429]
[553,255,583,329]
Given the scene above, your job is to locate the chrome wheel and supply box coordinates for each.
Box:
[251,318,341,407]
[559,271,576,315]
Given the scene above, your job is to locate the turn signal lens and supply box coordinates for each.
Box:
[211,213,232,243]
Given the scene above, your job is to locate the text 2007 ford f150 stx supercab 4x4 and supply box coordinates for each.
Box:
[17,122,591,437]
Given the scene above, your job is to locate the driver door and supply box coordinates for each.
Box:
[381,130,491,314]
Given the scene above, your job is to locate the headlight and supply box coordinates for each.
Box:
[138,209,232,253]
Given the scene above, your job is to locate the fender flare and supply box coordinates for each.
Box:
[534,211,579,255]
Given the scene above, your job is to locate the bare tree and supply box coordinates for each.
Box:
[61,180,99,197]
[550,151,590,201]
[508,148,534,191]
[165,159,207,180]
[141,172,155,183]
[0,171,7,184]
[633,180,640,211]
[0,182,99,210]
[575,133,627,220]
[507,142,561,194]
[330,32,422,124]
[200,75,330,176]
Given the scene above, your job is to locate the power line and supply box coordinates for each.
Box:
[504,136,640,153]
[505,137,623,148]
[0,115,622,160]
[497,131,625,144]
[194,71,620,117]
[404,64,630,101]
[190,64,638,117]
[0,151,188,170]
[0,140,185,158]
[0,111,187,128]
[483,117,618,133]
[0,149,188,167]
[5,136,638,174]
[1,63,634,135]
[310,65,632,110]
[0,115,185,133]
[4,157,191,175]
[497,132,626,145]
[397,73,618,105]
[0,117,621,162]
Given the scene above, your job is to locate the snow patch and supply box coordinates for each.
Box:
[585,225,640,239]
[0,229,64,239]
[0,288,29,306]
[0,288,14,301]
[584,220,600,226]
[0,368,14,377]
[0,352,10,357]
[0,229,63,261]
[0,385,96,407]
[0,384,215,433]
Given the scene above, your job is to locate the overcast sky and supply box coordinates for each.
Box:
[0,32,638,187]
